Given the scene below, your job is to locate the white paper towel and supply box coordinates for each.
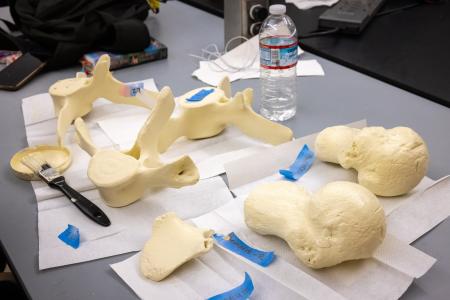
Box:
[111,251,241,300]
[97,114,274,180]
[224,120,368,194]
[286,0,340,10]
[191,36,324,87]
[110,194,435,300]
[38,177,233,269]
[193,197,435,299]
[191,196,436,300]
[108,119,444,300]
[387,176,450,244]
[111,246,346,300]
[224,120,435,216]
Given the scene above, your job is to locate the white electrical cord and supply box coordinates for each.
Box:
[189,36,258,73]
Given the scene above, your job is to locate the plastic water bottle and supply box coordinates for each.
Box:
[259,4,298,121]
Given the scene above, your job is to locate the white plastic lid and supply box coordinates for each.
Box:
[269,4,286,15]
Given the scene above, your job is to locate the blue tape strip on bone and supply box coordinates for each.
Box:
[213,232,275,267]
[207,272,254,300]
[126,82,144,96]
[58,224,80,249]
[186,88,214,102]
[279,144,315,181]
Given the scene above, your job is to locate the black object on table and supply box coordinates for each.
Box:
[285,0,450,108]
[178,0,224,17]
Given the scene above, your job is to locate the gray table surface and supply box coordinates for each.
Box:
[1,1,449,299]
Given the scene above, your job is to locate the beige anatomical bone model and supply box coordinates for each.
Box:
[244,181,386,269]
[140,212,214,281]
[156,77,294,152]
[74,87,199,207]
[50,54,157,146]
[315,126,429,197]
[11,54,153,180]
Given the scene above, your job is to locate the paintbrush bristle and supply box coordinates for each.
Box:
[21,153,47,173]
[21,153,59,183]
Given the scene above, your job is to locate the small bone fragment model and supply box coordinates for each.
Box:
[156,77,294,152]
[315,126,429,196]
[244,181,386,269]
[74,87,199,207]
[50,54,157,146]
[140,212,214,281]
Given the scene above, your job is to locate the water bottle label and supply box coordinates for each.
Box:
[260,36,298,69]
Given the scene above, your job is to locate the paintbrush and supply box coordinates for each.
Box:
[21,153,111,227]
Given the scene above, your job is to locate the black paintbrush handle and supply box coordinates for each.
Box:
[49,177,111,227]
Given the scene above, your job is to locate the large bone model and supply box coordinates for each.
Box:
[50,55,156,146]
[315,126,429,197]
[244,181,386,269]
[54,54,292,207]
[50,54,292,150]
[74,87,199,207]
[140,212,214,281]
[155,77,293,152]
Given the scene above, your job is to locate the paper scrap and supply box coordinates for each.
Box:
[297,59,325,76]
[58,224,80,249]
[207,272,254,300]
[286,0,340,10]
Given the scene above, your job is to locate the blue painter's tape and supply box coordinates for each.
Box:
[279,144,315,181]
[207,272,254,300]
[126,82,144,96]
[187,89,214,102]
[58,224,80,249]
[213,232,275,267]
